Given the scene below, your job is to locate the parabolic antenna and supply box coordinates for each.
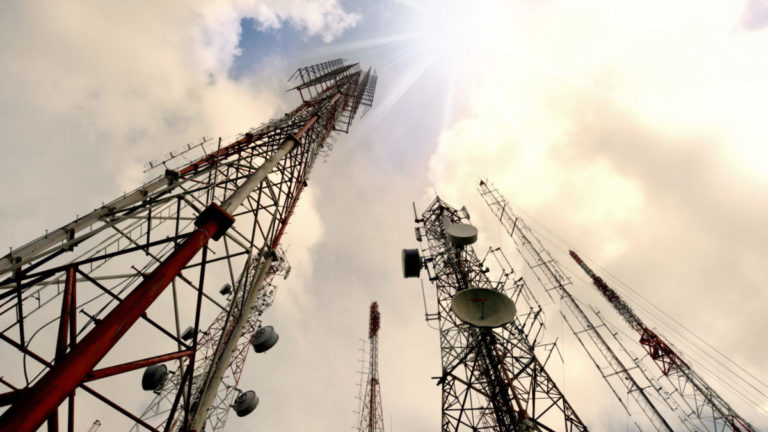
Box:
[402,248,422,278]
[451,288,516,328]
[445,222,478,247]
[233,390,259,417]
[251,325,279,353]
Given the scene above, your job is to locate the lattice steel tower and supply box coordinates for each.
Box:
[0,59,376,431]
[569,250,756,432]
[356,302,385,432]
[479,179,683,432]
[478,179,760,432]
[402,197,588,432]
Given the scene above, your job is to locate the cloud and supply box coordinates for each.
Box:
[195,0,360,72]
[3,0,767,429]
[0,0,358,430]
[427,0,768,428]
[743,0,768,30]
[0,0,357,247]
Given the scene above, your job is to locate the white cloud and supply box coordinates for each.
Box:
[3,0,767,429]
[429,0,768,258]
[0,1,356,430]
[0,0,357,246]
[426,0,768,427]
[72,0,363,79]
[195,0,361,71]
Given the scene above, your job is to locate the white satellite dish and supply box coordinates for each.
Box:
[445,223,478,246]
[451,288,517,328]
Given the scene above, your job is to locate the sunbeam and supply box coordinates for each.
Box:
[362,50,435,131]
[307,33,416,58]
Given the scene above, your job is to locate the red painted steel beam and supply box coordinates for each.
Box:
[569,249,689,375]
[264,96,343,248]
[270,184,305,250]
[175,93,325,178]
[48,268,74,432]
[179,136,250,176]
[0,331,157,430]
[0,204,233,432]
[68,275,77,432]
[266,108,331,250]
[86,349,193,382]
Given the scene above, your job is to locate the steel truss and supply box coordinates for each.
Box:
[478,180,677,432]
[569,251,757,432]
[413,197,588,432]
[357,302,384,432]
[130,249,289,432]
[0,59,376,431]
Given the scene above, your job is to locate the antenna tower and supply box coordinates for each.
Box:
[357,302,385,432]
[402,197,588,431]
[478,179,764,431]
[478,179,679,431]
[0,59,376,431]
[569,250,755,432]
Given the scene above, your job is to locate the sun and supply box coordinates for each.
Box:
[405,0,525,69]
[313,1,536,130]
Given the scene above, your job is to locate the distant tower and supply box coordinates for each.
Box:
[357,302,385,432]
[402,197,588,431]
[478,179,679,431]
[569,250,755,432]
[0,59,376,431]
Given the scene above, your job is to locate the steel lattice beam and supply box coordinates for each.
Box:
[478,180,677,432]
[569,250,757,432]
[0,59,376,432]
[410,196,588,432]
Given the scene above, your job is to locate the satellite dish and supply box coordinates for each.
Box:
[402,249,422,278]
[180,326,196,341]
[141,364,169,392]
[445,223,478,246]
[451,288,516,328]
[233,390,259,417]
[251,325,279,353]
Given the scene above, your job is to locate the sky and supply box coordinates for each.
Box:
[1,0,768,431]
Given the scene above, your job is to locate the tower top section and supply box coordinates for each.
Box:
[289,58,377,133]
[369,302,380,339]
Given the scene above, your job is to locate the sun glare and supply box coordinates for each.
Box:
[348,0,538,132]
[407,0,522,67]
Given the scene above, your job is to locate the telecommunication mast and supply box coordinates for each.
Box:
[479,179,760,431]
[478,179,677,431]
[357,302,385,432]
[402,197,588,431]
[569,250,755,432]
[0,59,376,431]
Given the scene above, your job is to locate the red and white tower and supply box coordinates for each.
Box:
[569,250,755,432]
[0,59,376,432]
[357,302,385,432]
[479,179,759,431]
